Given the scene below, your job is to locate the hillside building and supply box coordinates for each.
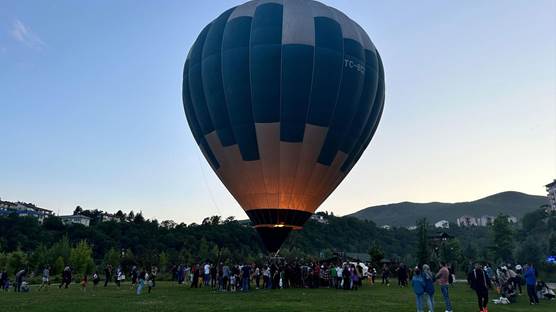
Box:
[456,215,478,227]
[310,214,329,224]
[546,180,556,212]
[478,215,495,226]
[0,200,53,223]
[101,213,119,222]
[59,214,91,227]
[434,220,449,229]
[457,214,517,227]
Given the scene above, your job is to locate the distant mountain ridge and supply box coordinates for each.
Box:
[347,191,548,227]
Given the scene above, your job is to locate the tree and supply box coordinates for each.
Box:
[416,218,430,266]
[515,237,543,265]
[198,238,210,261]
[49,236,71,264]
[209,216,221,225]
[103,248,120,268]
[115,210,126,222]
[521,209,547,233]
[69,240,95,275]
[158,251,168,272]
[133,212,145,224]
[491,215,514,262]
[127,211,135,222]
[53,256,65,275]
[73,206,83,215]
[161,220,177,229]
[7,249,28,275]
[369,241,384,268]
[439,239,463,266]
[29,243,49,272]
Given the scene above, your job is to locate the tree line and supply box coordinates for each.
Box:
[0,207,555,279]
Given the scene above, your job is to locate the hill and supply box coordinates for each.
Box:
[347,191,548,227]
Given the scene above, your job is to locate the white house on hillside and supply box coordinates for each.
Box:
[434,220,449,229]
[478,215,495,226]
[59,214,91,227]
[456,215,478,227]
[0,200,53,223]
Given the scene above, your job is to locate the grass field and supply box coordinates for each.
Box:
[1,281,554,312]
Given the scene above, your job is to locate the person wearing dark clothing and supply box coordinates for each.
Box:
[210,265,217,288]
[15,269,26,292]
[397,263,408,287]
[342,265,351,290]
[150,266,157,289]
[469,264,491,312]
[59,266,72,289]
[93,271,100,287]
[191,264,199,288]
[241,264,251,291]
[104,265,112,287]
[1,271,9,291]
[524,264,539,304]
[313,264,321,288]
[382,264,390,285]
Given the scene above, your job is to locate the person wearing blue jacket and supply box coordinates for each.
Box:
[524,263,539,304]
[422,264,435,312]
[412,267,426,312]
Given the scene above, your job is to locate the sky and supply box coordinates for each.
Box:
[1,0,555,224]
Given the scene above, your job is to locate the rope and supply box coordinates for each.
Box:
[195,151,221,217]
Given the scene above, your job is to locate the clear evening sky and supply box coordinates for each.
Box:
[1,0,555,223]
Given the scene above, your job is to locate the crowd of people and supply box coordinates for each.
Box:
[1,258,555,312]
[170,260,368,291]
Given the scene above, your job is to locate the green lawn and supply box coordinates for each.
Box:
[1,281,554,312]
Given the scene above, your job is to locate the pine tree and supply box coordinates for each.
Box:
[416,218,430,266]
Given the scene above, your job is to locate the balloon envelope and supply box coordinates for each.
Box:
[183,0,385,252]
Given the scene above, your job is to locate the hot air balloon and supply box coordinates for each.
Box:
[182,0,385,253]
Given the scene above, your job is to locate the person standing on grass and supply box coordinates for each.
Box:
[514,264,523,294]
[241,263,251,291]
[150,266,157,289]
[1,270,9,291]
[253,265,260,289]
[104,264,112,287]
[15,268,26,292]
[59,266,72,289]
[382,264,390,286]
[329,265,336,288]
[351,264,360,290]
[93,271,100,288]
[81,273,88,292]
[203,262,210,287]
[38,265,50,291]
[342,264,351,290]
[223,263,230,291]
[147,271,154,293]
[115,266,123,287]
[412,267,426,312]
[191,264,199,288]
[136,268,146,295]
[469,263,491,312]
[524,263,539,305]
[422,264,435,312]
[210,263,217,289]
[131,265,138,288]
[436,262,453,312]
